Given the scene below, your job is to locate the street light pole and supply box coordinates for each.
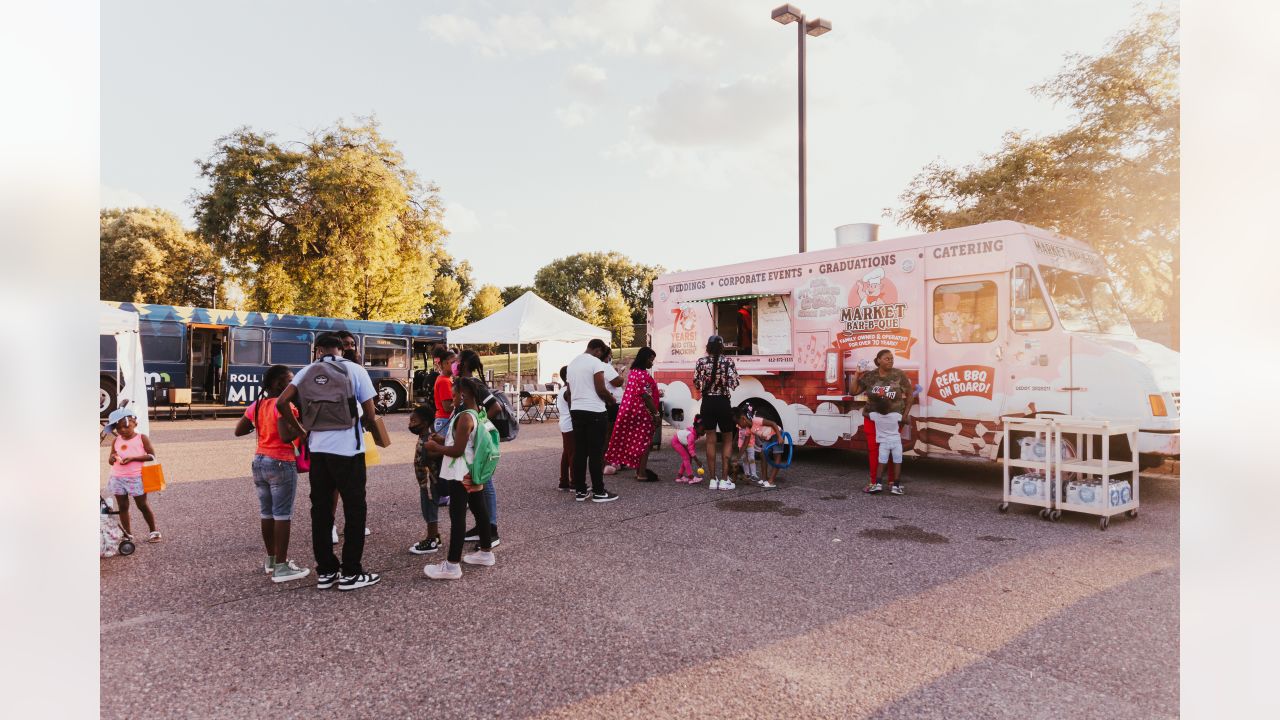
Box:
[772,5,831,255]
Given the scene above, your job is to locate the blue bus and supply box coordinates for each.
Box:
[100,302,448,416]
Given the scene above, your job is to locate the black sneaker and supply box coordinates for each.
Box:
[463,527,479,541]
[338,572,381,591]
[316,571,340,590]
[409,537,441,555]
[592,491,620,503]
[466,525,500,545]
[575,490,591,502]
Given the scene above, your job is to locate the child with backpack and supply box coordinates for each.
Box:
[423,377,499,580]
[234,365,309,583]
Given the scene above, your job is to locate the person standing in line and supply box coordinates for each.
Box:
[867,395,907,495]
[455,350,504,547]
[329,329,371,544]
[855,349,915,494]
[600,347,626,475]
[556,365,574,491]
[407,406,442,555]
[234,365,309,582]
[693,335,740,490]
[604,347,662,481]
[423,377,497,580]
[566,339,620,503]
[276,332,383,592]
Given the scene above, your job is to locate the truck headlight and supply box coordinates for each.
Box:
[1148,394,1168,417]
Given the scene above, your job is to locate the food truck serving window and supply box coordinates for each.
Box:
[710,295,791,355]
[1038,266,1135,335]
[933,282,998,343]
[1011,265,1052,331]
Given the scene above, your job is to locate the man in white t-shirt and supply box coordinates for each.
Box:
[277,332,382,591]
[566,339,619,503]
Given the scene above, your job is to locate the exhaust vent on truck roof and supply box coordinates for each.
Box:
[835,223,878,246]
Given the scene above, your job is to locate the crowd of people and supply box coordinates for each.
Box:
[100,331,918,590]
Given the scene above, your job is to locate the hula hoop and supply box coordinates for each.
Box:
[762,432,794,469]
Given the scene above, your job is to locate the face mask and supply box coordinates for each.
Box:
[408,424,424,436]
[343,349,358,362]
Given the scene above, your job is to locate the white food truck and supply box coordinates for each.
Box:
[648,221,1179,467]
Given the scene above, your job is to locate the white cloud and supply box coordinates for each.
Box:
[568,62,607,86]
[444,200,480,233]
[644,74,791,146]
[421,12,557,57]
[555,102,595,128]
[100,183,149,209]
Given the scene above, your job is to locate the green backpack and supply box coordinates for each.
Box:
[450,408,501,485]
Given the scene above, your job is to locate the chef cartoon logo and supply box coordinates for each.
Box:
[852,267,898,308]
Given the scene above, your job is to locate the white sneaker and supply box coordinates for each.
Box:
[424,561,462,580]
[708,478,721,490]
[364,526,372,536]
[331,525,339,544]
[719,478,737,490]
[462,550,496,566]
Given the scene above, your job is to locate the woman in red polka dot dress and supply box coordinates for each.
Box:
[605,347,662,482]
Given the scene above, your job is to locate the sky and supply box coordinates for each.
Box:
[101,0,1171,290]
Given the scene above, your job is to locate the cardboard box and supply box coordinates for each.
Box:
[168,388,192,404]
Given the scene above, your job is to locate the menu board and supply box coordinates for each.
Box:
[756,296,792,355]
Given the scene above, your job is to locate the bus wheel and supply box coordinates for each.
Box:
[374,382,406,414]
[100,378,117,418]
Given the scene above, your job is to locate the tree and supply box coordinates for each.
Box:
[500,284,534,306]
[424,274,467,328]
[603,285,635,347]
[893,9,1178,339]
[533,252,663,324]
[570,288,604,326]
[433,249,475,303]
[191,118,445,321]
[100,208,219,306]
[467,284,506,323]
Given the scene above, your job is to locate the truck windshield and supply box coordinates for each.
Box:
[1037,266,1135,335]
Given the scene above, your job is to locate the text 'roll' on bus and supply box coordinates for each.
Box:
[647,221,1179,468]
[100,303,448,415]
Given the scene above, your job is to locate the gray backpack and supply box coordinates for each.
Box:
[295,358,360,437]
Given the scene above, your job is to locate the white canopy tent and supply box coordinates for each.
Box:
[446,292,611,386]
[100,303,150,436]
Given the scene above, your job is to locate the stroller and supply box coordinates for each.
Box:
[100,497,135,557]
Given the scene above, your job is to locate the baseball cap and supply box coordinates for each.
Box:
[101,406,138,436]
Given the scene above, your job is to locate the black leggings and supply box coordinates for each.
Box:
[447,479,492,562]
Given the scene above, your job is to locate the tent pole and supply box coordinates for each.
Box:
[516,343,521,388]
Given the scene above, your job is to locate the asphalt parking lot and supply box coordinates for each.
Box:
[100,415,1178,719]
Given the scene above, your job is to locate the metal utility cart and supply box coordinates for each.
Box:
[1052,419,1140,531]
[999,417,1057,519]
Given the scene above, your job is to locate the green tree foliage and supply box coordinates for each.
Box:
[467,284,506,323]
[424,274,467,328]
[533,252,663,324]
[570,288,604,326]
[893,10,1178,328]
[433,249,475,302]
[500,284,534,306]
[191,119,444,321]
[100,208,219,306]
[603,285,635,347]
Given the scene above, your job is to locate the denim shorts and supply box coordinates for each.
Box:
[252,454,299,520]
[877,437,904,464]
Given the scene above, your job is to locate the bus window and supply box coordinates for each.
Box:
[269,329,313,366]
[1011,265,1052,331]
[364,336,408,368]
[933,281,998,343]
[139,320,183,361]
[230,327,265,365]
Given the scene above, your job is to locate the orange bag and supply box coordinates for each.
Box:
[141,464,166,494]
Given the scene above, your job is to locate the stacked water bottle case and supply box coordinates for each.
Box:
[1000,417,1140,531]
